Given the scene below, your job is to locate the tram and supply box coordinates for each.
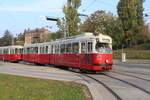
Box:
[0,45,23,62]
[23,33,113,71]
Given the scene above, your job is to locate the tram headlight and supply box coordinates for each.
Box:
[105,60,109,64]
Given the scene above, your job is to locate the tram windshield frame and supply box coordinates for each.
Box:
[95,41,112,54]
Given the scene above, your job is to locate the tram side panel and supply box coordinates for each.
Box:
[23,54,31,63]
[9,54,22,62]
[58,54,80,68]
[38,54,50,64]
[0,54,4,61]
[0,54,2,60]
[79,54,93,70]
[49,54,55,65]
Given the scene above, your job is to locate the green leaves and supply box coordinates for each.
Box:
[63,0,81,36]
[0,30,13,46]
[117,0,144,47]
[81,10,124,49]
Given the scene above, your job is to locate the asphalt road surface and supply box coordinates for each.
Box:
[0,61,150,100]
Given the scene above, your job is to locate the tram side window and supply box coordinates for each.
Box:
[29,48,31,54]
[60,44,65,54]
[20,49,23,54]
[55,45,57,54]
[29,48,32,54]
[55,45,59,54]
[15,48,22,54]
[3,49,5,54]
[42,47,45,54]
[34,47,38,54]
[10,49,12,54]
[7,49,9,54]
[66,43,72,54]
[25,48,27,54]
[15,48,18,54]
[23,49,25,54]
[40,47,42,54]
[40,47,44,54]
[51,45,53,54]
[10,49,14,54]
[88,42,93,53]
[46,46,48,54]
[81,43,86,53]
[72,43,79,54]
[23,48,26,54]
[43,47,46,54]
[4,49,9,54]
[27,48,30,54]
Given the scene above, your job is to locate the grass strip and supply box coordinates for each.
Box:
[0,73,91,100]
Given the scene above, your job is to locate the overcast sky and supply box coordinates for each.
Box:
[0,0,149,37]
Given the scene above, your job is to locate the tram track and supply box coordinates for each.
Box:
[115,70,150,76]
[110,71,150,82]
[81,74,123,100]
[102,73,150,95]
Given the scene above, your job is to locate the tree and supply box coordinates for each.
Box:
[81,11,116,34]
[117,0,145,47]
[47,31,63,41]
[15,32,25,45]
[81,10,124,49]
[1,30,14,46]
[57,18,66,37]
[137,23,150,44]
[63,0,81,36]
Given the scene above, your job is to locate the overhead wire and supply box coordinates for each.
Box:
[96,0,115,7]
[82,0,97,12]
[80,0,120,17]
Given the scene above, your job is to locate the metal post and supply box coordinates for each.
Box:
[121,53,126,63]
[121,45,126,63]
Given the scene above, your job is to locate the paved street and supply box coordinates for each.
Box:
[0,61,150,100]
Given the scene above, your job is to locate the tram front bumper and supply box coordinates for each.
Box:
[92,64,113,71]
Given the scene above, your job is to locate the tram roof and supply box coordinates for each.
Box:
[55,32,112,43]
[24,33,112,48]
[0,45,23,49]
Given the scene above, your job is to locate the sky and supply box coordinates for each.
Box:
[0,0,150,37]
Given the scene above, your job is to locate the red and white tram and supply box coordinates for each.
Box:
[23,33,113,71]
[0,45,23,62]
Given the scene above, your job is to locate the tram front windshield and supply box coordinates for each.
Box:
[96,42,112,54]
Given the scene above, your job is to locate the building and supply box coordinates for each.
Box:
[25,28,51,45]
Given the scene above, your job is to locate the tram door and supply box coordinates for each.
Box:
[80,41,93,69]
[80,42,87,69]
[72,42,80,68]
